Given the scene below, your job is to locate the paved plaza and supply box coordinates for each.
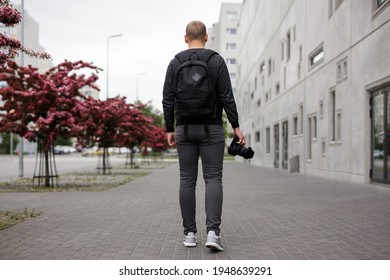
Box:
[0,160,389,260]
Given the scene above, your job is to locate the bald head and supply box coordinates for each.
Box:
[185,21,207,42]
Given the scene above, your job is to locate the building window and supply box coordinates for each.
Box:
[227,11,238,21]
[309,43,324,69]
[307,115,317,161]
[298,45,303,79]
[319,100,324,118]
[374,0,389,11]
[336,110,342,142]
[343,60,348,79]
[336,57,348,83]
[308,117,312,160]
[286,30,291,61]
[299,45,303,61]
[255,76,258,90]
[300,104,304,134]
[226,43,237,50]
[255,131,260,142]
[281,41,284,61]
[260,62,265,73]
[337,63,342,81]
[266,127,271,153]
[330,89,336,142]
[230,73,237,81]
[226,58,236,65]
[226,28,237,35]
[276,82,280,95]
[256,98,261,108]
[293,115,298,136]
[297,63,301,80]
[268,58,272,76]
[283,67,287,89]
[321,138,326,156]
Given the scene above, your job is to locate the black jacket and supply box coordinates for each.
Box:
[162,48,240,132]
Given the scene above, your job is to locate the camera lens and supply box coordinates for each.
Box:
[228,137,255,159]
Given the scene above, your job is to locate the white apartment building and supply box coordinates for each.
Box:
[232,0,390,184]
[207,3,241,96]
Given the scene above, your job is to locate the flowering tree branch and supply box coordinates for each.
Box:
[0,0,51,65]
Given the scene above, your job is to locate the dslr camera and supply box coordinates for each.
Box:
[228,137,255,159]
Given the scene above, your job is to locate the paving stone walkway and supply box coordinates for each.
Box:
[0,161,389,260]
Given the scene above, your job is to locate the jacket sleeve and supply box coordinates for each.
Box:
[162,61,176,132]
[215,56,240,129]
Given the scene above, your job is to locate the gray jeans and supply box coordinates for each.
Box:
[176,124,225,236]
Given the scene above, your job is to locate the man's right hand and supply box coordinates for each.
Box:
[233,127,246,145]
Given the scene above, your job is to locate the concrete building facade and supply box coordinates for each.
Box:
[207,3,241,96]
[228,0,390,184]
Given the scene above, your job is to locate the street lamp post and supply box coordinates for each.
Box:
[136,72,146,102]
[106,34,122,99]
[19,0,25,177]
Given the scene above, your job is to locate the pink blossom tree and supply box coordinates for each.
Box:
[0,60,100,187]
[142,125,169,162]
[74,97,154,173]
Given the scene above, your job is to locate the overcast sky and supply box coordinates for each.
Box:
[11,0,242,111]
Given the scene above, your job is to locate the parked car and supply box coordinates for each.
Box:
[54,145,76,154]
[111,147,130,154]
[81,146,99,157]
[81,146,113,157]
[373,149,384,159]
[164,148,177,156]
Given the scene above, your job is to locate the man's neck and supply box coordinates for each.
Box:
[188,40,205,49]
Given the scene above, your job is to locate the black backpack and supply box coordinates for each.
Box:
[174,49,218,118]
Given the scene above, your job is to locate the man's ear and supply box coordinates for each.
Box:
[204,34,208,43]
[185,35,189,43]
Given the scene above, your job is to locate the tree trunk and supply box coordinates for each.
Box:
[102,147,107,175]
[130,148,135,168]
[33,140,58,188]
[97,147,111,175]
[44,148,50,187]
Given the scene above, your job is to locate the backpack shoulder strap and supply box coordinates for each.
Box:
[175,49,218,64]
[175,51,191,64]
[199,49,218,64]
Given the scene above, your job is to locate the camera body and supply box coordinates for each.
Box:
[228,137,254,159]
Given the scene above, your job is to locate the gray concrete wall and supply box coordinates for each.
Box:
[235,0,390,184]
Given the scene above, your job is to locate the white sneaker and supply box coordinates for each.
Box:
[205,231,224,251]
[183,232,197,247]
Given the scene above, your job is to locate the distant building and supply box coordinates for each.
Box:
[211,0,390,185]
[206,3,241,97]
